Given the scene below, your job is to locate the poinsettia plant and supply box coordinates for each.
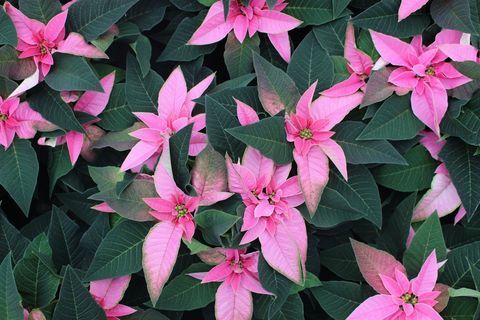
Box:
[0,0,480,320]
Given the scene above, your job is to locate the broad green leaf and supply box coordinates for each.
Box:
[158,13,216,62]
[441,93,480,146]
[205,95,245,160]
[72,215,110,270]
[452,61,480,80]
[0,213,29,264]
[449,287,480,298]
[123,309,170,320]
[155,263,219,310]
[353,0,430,37]
[283,0,348,26]
[253,52,300,115]
[441,297,478,319]
[271,294,304,320]
[334,121,408,165]
[224,33,260,79]
[0,139,39,216]
[19,0,61,23]
[92,122,141,151]
[320,243,363,281]
[312,18,348,56]
[440,138,480,220]
[0,76,17,97]
[0,46,36,81]
[403,213,447,276]
[14,234,60,308]
[121,0,167,31]
[0,8,17,47]
[28,84,84,132]
[311,281,374,320]
[170,0,205,11]
[198,0,217,5]
[195,209,239,245]
[440,241,480,288]
[357,29,380,61]
[0,253,23,320]
[126,54,163,113]
[85,220,153,281]
[287,31,334,93]
[373,145,437,192]
[130,34,152,78]
[431,0,478,35]
[358,94,424,140]
[212,74,256,93]
[98,84,135,131]
[48,144,73,196]
[227,117,293,164]
[47,206,81,268]
[289,272,321,294]
[170,124,193,193]
[57,189,99,225]
[53,266,106,320]
[67,0,140,41]
[45,54,103,92]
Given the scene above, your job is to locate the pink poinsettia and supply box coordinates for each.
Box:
[284,82,363,214]
[190,249,271,320]
[0,96,48,149]
[412,131,466,224]
[227,100,307,284]
[23,309,46,320]
[348,240,447,320]
[370,29,473,136]
[38,72,115,164]
[120,66,213,172]
[322,23,373,97]
[142,154,231,305]
[398,0,429,21]
[89,275,136,320]
[188,0,301,62]
[5,2,107,79]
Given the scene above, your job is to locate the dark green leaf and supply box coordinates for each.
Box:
[312,18,348,56]
[19,0,61,23]
[431,0,478,35]
[440,241,480,288]
[170,124,193,193]
[0,9,17,47]
[452,61,480,80]
[0,45,36,81]
[121,0,167,31]
[48,144,73,196]
[320,243,363,281]
[195,210,240,245]
[0,213,29,264]
[224,33,260,78]
[283,0,348,26]
[441,297,478,319]
[0,253,23,320]
[98,84,135,131]
[72,215,110,270]
[130,35,152,78]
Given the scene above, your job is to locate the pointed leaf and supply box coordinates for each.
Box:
[0,213,29,264]
[19,0,61,23]
[170,124,193,193]
[0,253,23,320]
[224,33,260,79]
[0,8,17,47]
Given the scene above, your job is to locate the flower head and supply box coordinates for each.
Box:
[189,0,301,62]
[120,66,213,172]
[89,276,136,320]
[5,2,107,78]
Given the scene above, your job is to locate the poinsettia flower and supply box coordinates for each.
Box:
[349,240,448,320]
[188,0,302,62]
[37,72,115,164]
[142,155,231,305]
[370,29,473,136]
[0,96,48,149]
[89,275,136,320]
[322,23,373,97]
[226,100,307,283]
[4,2,108,79]
[190,249,270,320]
[412,131,466,223]
[285,81,362,214]
[120,66,213,172]
[398,0,429,21]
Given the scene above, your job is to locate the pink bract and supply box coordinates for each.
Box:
[89,275,136,320]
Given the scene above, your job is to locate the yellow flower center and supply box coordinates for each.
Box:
[401,293,418,305]
[0,113,8,121]
[299,128,313,140]
[175,204,188,217]
[425,66,435,76]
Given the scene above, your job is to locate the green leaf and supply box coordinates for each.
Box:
[48,144,73,196]
[158,13,216,62]
[320,243,363,281]
[224,33,260,79]
[353,0,430,37]
[312,18,348,56]
[45,54,103,91]
[0,213,29,264]
[441,93,480,146]
[431,0,478,35]
[170,0,205,11]
[283,0,348,26]
[403,213,447,276]
[195,210,240,245]
[155,264,219,310]
[14,234,60,308]
[28,84,84,132]
[0,139,39,216]
[67,0,140,41]
[0,253,23,320]
[312,281,374,320]
[271,294,304,320]
[449,287,480,298]
[452,61,480,80]
[19,0,61,23]
[98,84,135,131]
[130,34,152,78]
[287,31,334,93]
[205,94,245,160]
[47,206,81,268]
[85,220,153,281]
[0,46,36,81]
[53,266,106,320]
[440,241,480,288]
[0,9,17,47]
[440,138,480,220]
[358,94,424,140]
[170,124,193,193]
[373,145,437,192]
[121,0,167,31]
[126,54,163,113]
[93,122,141,151]
[253,52,300,115]
[334,121,408,165]
[72,215,110,269]
[441,297,478,319]
[227,117,293,164]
